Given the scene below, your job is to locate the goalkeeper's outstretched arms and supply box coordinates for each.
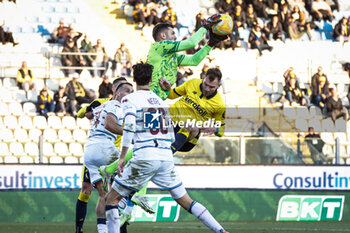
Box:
[175,14,222,52]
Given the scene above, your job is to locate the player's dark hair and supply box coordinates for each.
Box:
[112,77,127,87]
[206,68,222,82]
[152,22,173,41]
[116,82,133,92]
[132,62,153,86]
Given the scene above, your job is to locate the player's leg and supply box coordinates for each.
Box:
[171,126,200,153]
[152,161,228,233]
[94,181,108,233]
[105,188,124,233]
[100,149,154,213]
[75,165,93,233]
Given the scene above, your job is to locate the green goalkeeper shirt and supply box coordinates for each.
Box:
[147,27,212,100]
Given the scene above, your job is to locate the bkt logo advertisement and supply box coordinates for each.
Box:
[277,195,344,221]
[131,195,180,222]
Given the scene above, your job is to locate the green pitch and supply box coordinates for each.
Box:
[1,221,350,233]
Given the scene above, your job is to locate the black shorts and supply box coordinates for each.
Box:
[81,164,91,183]
[174,126,200,152]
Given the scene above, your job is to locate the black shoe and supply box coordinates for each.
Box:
[13,42,19,47]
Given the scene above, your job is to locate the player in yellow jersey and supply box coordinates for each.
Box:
[160,68,225,152]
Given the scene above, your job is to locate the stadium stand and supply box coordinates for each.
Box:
[0,0,350,165]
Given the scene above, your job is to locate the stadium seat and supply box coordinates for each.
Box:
[309,106,323,120]
[9,142,26,157]
[0,142,11,156]
[322,144,334,157]
[335,119,346,132]
[296,106,309,119]
[3,78,17,90]
[332,158,345,165]
[308,119,322,132]
[33,116,48,129]
[48,115,63,130]
[27,90,38,102]
[43,142,56,157]
[34,156,49,164]
[65,156,79,164]
[4,156,18,163]
[14,90,27,102]
[54,142,71,157]
[58,129,74,143]
[321,132,335,145]
[62,116,76,130]
[28,128,42,142]
[334,132,347,145]
[18,115,33,129]
[3,115,18,129]
[0,117,3,129]
[19,156,34,164]
[283,107,297,119]
[49,156,64,164]
[322,118,335,132]
[8,102,24,116]
[14,128,30,142]
[0,89,14,103]
[25,142,39,157]
[72,129,87,143]
[295,118,308,132]
[0,128,15,142]
[23,102,37,116]
[0,102,9,116]
[43,129,59,143]
[346,157,350,165]
[76,117,91,130]
[69,142,84,157]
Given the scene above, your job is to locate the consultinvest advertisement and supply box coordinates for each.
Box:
[0,165,350,191]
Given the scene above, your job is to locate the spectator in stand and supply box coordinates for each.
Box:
[284,76,308,106]
[133,1,159,29]
[50,20,69,44]
[265,15,284,41]
[248,22,273,56]
[64,73,94,117]
[0,21,18,46]
[311,0,333,22]
[195,11,206,32]
[232,4,246,29]
[61,37,86,77]
[215,0,235,16]
[283,67,301,88]
[326,87,346,121]
[161,3,179,30]
[278,4,291,33]
[98,76,113,98]
[235,0,247,11]
[200,63,210,79]
[113,43,132,77]
[333,17,349,43]
[311,66,329,90]
[54,86,67,115]
[37,88,55,118]
[80,34,93,67]
[216,32,237,50]
[88,39,109,78]
[305,127,325,164]
[252,0,268,19]
[311,75,329,108]
[246,4,258,29]
[65,27,82,46]
[17,61,35,98]
[288,5,313,41]
[176,67,193,87]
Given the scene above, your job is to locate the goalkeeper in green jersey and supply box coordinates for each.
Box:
[147,14,228,100]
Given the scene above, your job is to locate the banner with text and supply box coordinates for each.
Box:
[0,165,350,190]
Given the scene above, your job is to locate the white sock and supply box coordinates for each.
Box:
[189,201,224,233]
[106,205,120,233]
[97,223,107,233]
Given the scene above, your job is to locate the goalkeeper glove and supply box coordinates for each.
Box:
[207,29,228,47]
[202,14,222,31]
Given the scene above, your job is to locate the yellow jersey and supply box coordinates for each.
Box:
[77,97,122,149]
[168,78,225,136]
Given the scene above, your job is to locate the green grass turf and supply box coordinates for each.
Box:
[1,221,350,233]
